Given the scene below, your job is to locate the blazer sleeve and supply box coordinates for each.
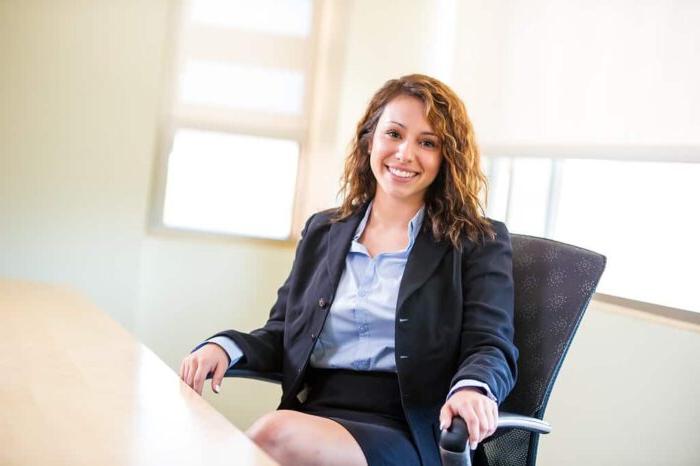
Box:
[207,213,317,373]
[450,220,518,404]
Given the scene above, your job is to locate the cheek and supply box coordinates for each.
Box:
[425,155,443,180]
[368,136,381,162]
[369,148,381,170]
[370,136,389,156]
[370,140,393,166]
[369,148,385,179]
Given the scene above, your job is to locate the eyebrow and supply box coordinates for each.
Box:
[388,120,438,137]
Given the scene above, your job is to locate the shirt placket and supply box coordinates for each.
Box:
[352,255,376,370]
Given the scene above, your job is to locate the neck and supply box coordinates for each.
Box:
[370,191,423,228]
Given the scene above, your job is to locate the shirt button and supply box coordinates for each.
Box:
[311,333,315,340]
[318,298,327,308]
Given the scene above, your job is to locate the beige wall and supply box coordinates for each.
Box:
[135,233,296,428]
[1,1,698,465]
[0,0,169,329]
[539,301,700,465]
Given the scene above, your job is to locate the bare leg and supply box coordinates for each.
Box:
[246,410,368,466]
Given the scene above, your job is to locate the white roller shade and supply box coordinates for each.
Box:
[453,0,700,154]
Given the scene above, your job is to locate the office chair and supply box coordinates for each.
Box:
[221,234,606,466]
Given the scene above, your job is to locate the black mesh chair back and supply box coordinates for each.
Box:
[474,234,606,466]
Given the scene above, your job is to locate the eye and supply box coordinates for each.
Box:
[420,139,438,148]
[386,129,401,139]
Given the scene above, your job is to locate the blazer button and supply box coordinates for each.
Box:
[318,298,327,309]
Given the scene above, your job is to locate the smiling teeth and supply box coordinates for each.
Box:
[388,166,417,178]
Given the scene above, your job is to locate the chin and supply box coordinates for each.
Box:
[382,187,424,203]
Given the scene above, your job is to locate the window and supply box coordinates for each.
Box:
[163,129,299,238]
[485,154,700,313]
[154,0,317,240]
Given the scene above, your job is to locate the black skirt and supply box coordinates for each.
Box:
[296,368,422,466]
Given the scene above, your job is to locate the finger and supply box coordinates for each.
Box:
[178,359,184,380]
[179,358,189,381]
[458,406,479,449]
[479,400,494,437]
[491,403,499,435]
[211,360,226,394]
[475,402,490,441]
[193,365,207,396]
[485,402,497,436]
[439,404,454,431]
[183,360,189,386]
[187,359,199,389]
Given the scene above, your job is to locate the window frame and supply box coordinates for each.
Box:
[482,143,700,314]
[148,0,323,244]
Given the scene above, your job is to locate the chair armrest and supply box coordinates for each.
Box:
[222,368,283,384]
[440,412,551,453]
[497,412,551,434]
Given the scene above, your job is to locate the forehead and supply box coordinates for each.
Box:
[378,95,433,131]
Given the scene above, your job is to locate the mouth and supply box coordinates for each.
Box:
[386,165,419,179]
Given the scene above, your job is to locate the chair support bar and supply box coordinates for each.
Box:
[497,412,552,434]
[439,411,551,462]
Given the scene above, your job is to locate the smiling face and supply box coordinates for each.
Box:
[368,94,443,207]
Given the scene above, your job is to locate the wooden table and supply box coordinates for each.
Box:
[0,279,277,466]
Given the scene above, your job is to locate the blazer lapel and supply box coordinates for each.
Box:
[397,227,450,312]
[325,204,369,294]
[325,203,449,310]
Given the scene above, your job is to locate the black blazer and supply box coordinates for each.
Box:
[213,204,518,465]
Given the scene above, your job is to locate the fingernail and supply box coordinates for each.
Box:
[214,384,221,393]
[439,422,445,430]
[470,442,477,450]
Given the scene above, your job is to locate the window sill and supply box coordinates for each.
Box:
[592,293,700,332]
[146,224,298,249]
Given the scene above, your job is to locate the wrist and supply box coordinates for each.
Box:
[452,386,487,398]
[205,342,231,365]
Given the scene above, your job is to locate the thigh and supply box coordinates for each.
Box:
[246,410,367,466]
[329,416,422,466]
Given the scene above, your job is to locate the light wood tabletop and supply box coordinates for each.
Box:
[0,279,277,466]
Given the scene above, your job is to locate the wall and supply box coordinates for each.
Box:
[539,300,700,465]
[135,232,296,428]
[1,1,698,464]
[0,0,169,329]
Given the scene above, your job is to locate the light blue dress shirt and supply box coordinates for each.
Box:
[309,201,421,370]
[201,202,495,401]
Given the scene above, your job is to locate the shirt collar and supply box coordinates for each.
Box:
[353,200,426,248]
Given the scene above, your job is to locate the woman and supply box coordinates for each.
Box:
[179,74,518,466]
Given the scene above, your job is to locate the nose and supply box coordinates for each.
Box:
[395,141,414,162]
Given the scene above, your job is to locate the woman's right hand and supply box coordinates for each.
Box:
[179,343,230,396]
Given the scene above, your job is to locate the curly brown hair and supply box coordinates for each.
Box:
[333,74,494,248]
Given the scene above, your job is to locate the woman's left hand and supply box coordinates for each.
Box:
[439,387,498,450]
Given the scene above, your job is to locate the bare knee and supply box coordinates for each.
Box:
[246,410,366,466]
[246,411,299,462]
